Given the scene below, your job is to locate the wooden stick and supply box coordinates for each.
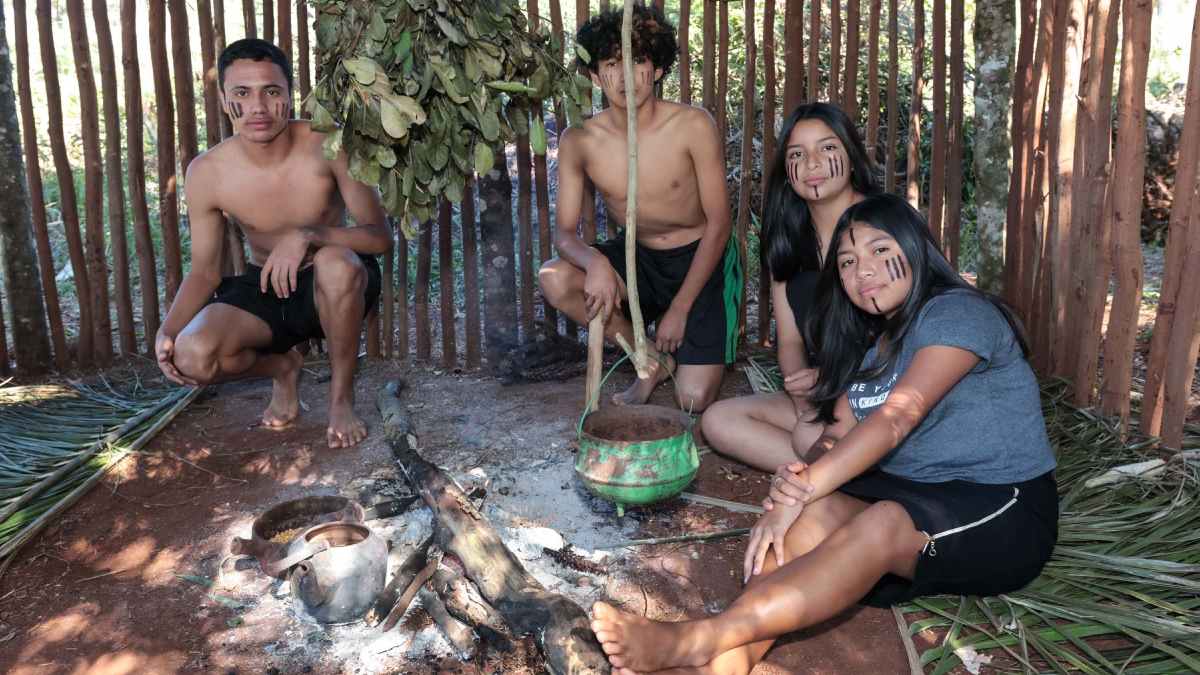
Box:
[528,1,556,333]
[678,0,692,104]
[382,225,394,358]
[622,0,650,380]
[277,0,293,112]
[905,0,925,210]
[716,1,729,139]
[596,527,751,549]
[169,0,199,191]
[197,0,221,149]
[417,586,479,659]
[37,0,95,359]
[808,0,821,100]
[462,180,482,369]
[760,0,777,345]
[262,0,274,42]
[297,0,311,117]
[149,0,182,304]
[844,0,861,119]
[67,0,112,365]
[585,315,604,414]
[376,383,608,673]
[866,0,882,159]
[431,566,513,642]
[517,125,535,339]
[885,0,898,192]
[242,0,256,38]
[929,0,947,248]
[679,492,764,514]
[944,0,965,268]
[416,220,432,361]
[215,0,229,136]
[381,558,439,632]
[397,228,409,361]
[92,0,136,357]
[365,533,433,627]
[831,0,842,113]
[13,0,67,368]
[702,0,715,115]
[120,0,160,354]
[736,0,754,341]
[783,0,804,112]
[439,199,457,369]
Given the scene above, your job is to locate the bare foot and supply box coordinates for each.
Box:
[327,400,367,448]
[262,350,303,429]
[613,353,675,406]
[590,601,716,673]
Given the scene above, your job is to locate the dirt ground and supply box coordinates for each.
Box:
[0,354,920,675]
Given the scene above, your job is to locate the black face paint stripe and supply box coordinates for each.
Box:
[828,157,835,180]
[848,227,856,245]
[813,184,819,198]
[886,257,898,282]
[230,102,244,119]
[871,298,881,313]
[274,102,287,119]
[898,256,907,278]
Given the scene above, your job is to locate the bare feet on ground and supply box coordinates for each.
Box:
[261,349,303,428]
[591,601,715,674]
[327,401,367,448]
[613,353,676,406]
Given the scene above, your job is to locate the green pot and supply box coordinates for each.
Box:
[575,404,699,516]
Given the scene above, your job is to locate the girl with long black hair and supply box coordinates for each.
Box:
[700,102,879,471]
[590,194,1058,675]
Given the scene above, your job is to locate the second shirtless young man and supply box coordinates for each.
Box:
[539,5,738,412]
[155,39,391,448]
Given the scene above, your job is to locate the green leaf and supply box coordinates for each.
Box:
[308,101,337,133]
[575,43,591,64]
[394,31,413,61]
[485,80,537,95]
[323,129,343,160]
[478,108,501,142]
[343,58,378,85]
[473,142,493,176]
[377,146,398,168]
[529,114,547,155]
[434,14,467,46]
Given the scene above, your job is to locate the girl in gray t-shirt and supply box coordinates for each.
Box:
[588,193,1059,675]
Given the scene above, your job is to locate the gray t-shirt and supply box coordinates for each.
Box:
[846,289,1056,484]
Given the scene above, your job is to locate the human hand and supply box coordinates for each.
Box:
[783,368,817,398]
[744,499,804,582]
[654,305,687,353]
[761,462,813,511]
[155,331,197,386]
[260,230,312,298]
[583,261,626,322]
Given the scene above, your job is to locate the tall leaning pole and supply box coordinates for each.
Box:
[585,0,650,412]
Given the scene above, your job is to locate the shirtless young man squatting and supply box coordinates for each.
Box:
[155,39,390,448]
[539,5,739,413]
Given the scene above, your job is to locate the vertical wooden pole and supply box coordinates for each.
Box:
[831,0,842,110]
[366,302,380,357]
[1022,0,1054,359]
[1098,0,1152,425]
[462,178,482,369]
[151,0,183,304]
[905,0,924,209]
[37,0,94,361]
[885,0,898,192]
[263,0,274,42]
[278,0,293,112]
[121,0,160,353]
[1158,5,1200,448]
[439,199,457,369]
[549,0,565,129]
[1142,0,1198,437]
[516,118,535,338]
[928,0,946,249]
[480,145,519,371]
[703,0,715,115]
[397,229,410,361]
[577,0,598,255]
[944,0,964,268]
[866,0,881,156]
[169,0,199,178]
[66,0,113,365]
[844,0,860,120]
[716,1,729,140]
[416,221,432,361]
[13,0,67,368]
[297,1,311,116]
[529,0,556,332]
[1069,0,1120,406]
[738,0,756,339]
[1005,0,1037,310]
[808,0,821,101]
[783,0,805,112]
[243,0,256,38]
[382,223,393,359]
[198,0,221,149]
[679,0,691,104]
[92,0,136,356]
[761,0,777,343]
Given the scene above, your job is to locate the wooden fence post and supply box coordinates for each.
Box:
[1142,0,1199,437]
[737,0,756,340]
[462,178,482,370]
[516,114,535,338]
[1024,0,1055,366]
[944,0,964,268]
[37,0,94,361]
[808,0,821,101]
[1005,0,1036,311]
[866,0,881,155]
[382,224,393,359]
[480,144,518,372]
[397,228,409,361]
[1048,0,1083,376]
[831,0,842,110]
[121,0,161,353]
[169,0,199,181]
[297,1,311,116]
[905,0,924,209]
[263,0,274,42]
[529,0,556,333]
[92,0,136,356]
[783,0,804,112]
[885,0,898,192]
[278,0,292,111]
[150,0,183,305]
[760,0,778,344]
[13,0,67,368]
[198,0,221,148]
[716,1,729,140]
[66,0,113,365]
[439,199,457,369]
[679,0,691,105]
[702,0,715,115]
[844,0,860,121]
[1098,0,1152,426]
[416,221,432,361]
[929,0,946,248]
[243,0,256,38]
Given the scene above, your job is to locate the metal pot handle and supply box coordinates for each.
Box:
[263,538,331,577]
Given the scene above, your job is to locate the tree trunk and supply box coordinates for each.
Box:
[479,144,518,372]
[122,0,161,353]
[169,0,198,179]
[37,0,94,361]
[885,0,899,192]
[297,1,311,117]
[149,0,182,304]
[761,0,777,344]
[12,0,65,369]
[1048,0,1083,377]
[198,0,221,149]
[382,223,393,358]
[971,0,1014,292]
[277,0,292,111]
[943,0,964,268]
[783,0,804,113]
[702,0,715,115]
[242,0,256,38]
[66,0,112,365]
[1142,0,1200,437]
[1098,0,1152,426]
[92,0,136,356]
[737,0,754,340]
[808,0,820,100]
[438,199,456,369]
[397,229,409,360]
[462,177,481,369]
[905,0,925,210]
[1022,0,1054,363]
[415,220,432,361]
[831,0,842,114]
[214,0,230,137]
[262,0,274,42]
[844,0,860,120]
[716,2,729,140]
[866,0,881,156]
[1004,0,1037,308]
[0,0,51,373]
[929,0,946,248]
[516,127,534,339]
[678,0,691,104]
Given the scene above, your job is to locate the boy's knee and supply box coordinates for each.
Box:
[538,258,575,305]
[314,246,366,296]
[676,383,719,413]
[173,332,219,383]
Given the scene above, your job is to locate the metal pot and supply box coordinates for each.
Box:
[280,522,388,624]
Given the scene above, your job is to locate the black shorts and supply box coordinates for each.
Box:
[593,234,742,365]
[209,254,382,354]
[838,470,1058,607]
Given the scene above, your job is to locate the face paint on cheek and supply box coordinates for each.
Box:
[871,298,882,313]
[898,256,908,278]
[886,257,898,282]
[848,227,857,246]
[834,155,845,178]
[229,102,244,119]
[889,255,907,280]
[274,102,287,120]
[787,159,800,187]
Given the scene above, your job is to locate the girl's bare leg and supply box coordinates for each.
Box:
[701,392,810,472]
[592,496,928,674]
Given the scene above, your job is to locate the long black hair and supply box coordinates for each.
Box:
[804,194,1030,423]
[763,102,879,282]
